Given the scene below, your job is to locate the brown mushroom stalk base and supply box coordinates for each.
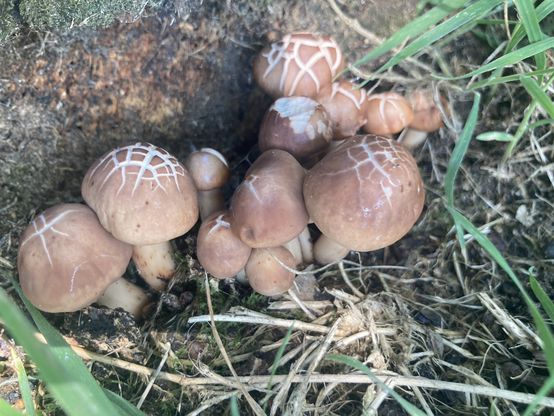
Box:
[131,241,176,291]
[313,233,350,264]
[198,188,227,221]
[96,278,150,319]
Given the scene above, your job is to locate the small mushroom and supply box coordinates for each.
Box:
[196,210,252,279]
[253,32,344,99]
[82,142,199,290]
[258,96,333,163]
[229,149,309,248]
[400,90,447,150]
[245,246,296,296]
[184,148,230,220]
[315,80,368,140]
[17,204,148,316]
[304,135,425,264]
[362,92,414,136]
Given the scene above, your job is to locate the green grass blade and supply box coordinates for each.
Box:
[514,0,546,73]
[10,346,35,416]
[445,207,554,373]
[444,93,481,206]
[468,67,554,89]
[522,373,554,416]
[103,389,146,416]
[526,118,554,129]
[371,0,503,78]
[325,354,426,416]
[520,75,554,119]
[0,399,25,416]
[230,394,240,416]
[263,323,294,412]
[529,270,554,325]
[435,36,554,80]
[476,131,515,142]
[505,0,554,52]
[349,0,467,69]
[0,270,132,416]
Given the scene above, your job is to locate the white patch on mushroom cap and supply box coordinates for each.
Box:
[273,96,317,135]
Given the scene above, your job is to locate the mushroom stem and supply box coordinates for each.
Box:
[297,226,314,264]
[313,233,350,264]
[398,127,428,150]
[96,278,150,319]
[132,241,176,291]
[198,188,226,220]
[283,238,303,265]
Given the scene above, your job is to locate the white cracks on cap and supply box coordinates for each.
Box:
[69,253,122,293]
[243,174,262,202]
[19,210,76,268]
[330,82,367,110]
[207,214,231,237]
[86,142,187,198]
[273,96,316,136]
[261,33,342,96]
[199,148,229,167]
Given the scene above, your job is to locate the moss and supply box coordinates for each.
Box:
[0,0,17,43]
[19,0,161,29]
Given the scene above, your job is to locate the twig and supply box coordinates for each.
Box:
[137,342,170,409]
[287,289,317,320]
[203,274,265,416]
[338,261,365,299]
[188,309,390,338]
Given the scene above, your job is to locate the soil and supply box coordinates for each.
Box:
[1,1,553,415]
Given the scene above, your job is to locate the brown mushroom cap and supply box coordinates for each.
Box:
[407,90,446,132]
[197,210,252,279]
[315,80,368,139]
[184,148,230,191]
[82,142,199,246]
[253,32,345,99]
[17,204,132,313]
[363,92,414,135]
[303,134,424,252]
[258,96,333,162]
[229,149,309,248]
[245,246,296,296]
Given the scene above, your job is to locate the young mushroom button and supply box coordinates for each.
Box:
[253,32,345,99]
[17,204,148,316]
[363,92,414,136]
[401,90,448,150]
[82,142,199,290]
[304,135,425,264]
[229,149,309,249]
[184,148,230,220]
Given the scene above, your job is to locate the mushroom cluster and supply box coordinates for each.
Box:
[18,142,199,318]
[17,30,441,312]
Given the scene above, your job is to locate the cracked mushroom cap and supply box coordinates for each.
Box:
[258,96,333,163]
[197,210,252,279]
[408,90,446,132]
[253,32,345,99]
[303,135,424,252]
[315,80,368,140]
[229,149,309,248]
[363,92,414,135]
[17,204,132,313]
[82,142,199,246]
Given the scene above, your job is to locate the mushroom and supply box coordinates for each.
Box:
[184,148,230,220]
[82,141,199,290]
[245,246,296,296]
[258,96,333,163]
[315,80,368,140]
[229,149,309,248]
[303,134,425,264]
[17,203,149,316]
[362,92,414,136]
[196,210,252,279]
[253,32,344,99]
[400,89,447,150]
